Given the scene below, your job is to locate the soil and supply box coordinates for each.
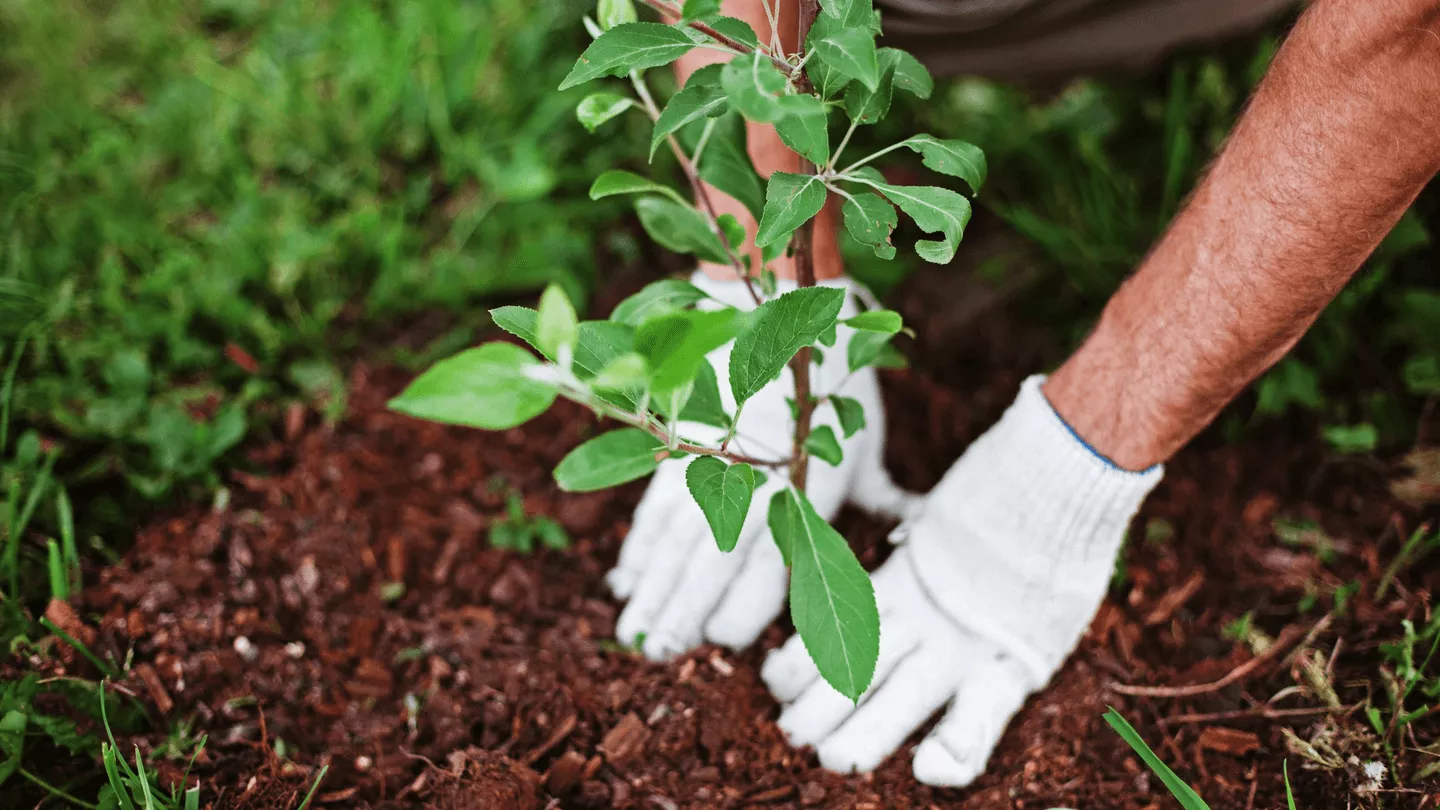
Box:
[22,266,1440,809]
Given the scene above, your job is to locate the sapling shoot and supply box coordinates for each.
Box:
[390,0,985,700]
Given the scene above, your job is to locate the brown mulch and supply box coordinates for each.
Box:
[20,268,1440,809]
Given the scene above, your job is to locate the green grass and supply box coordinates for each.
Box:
[0,0,645,515]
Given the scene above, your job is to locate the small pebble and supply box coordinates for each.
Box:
[233,636,258,663]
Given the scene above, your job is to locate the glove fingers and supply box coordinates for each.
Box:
[614,521,701,648]
[911,653,1031,788]
[607,471,684,599]
[641,514,768,661]
[762,553,911,703]
[774,616,921,747]
[813,646,963,775]
[759,625,818,703]
[703,533,788,649]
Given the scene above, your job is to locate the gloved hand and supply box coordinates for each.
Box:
[762,376,1163,786]
[607,271,920,661]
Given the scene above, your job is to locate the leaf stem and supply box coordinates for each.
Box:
[557,380,789,468]
[629,71,763,305]
[841,140,909,175]
[828,117,862,172]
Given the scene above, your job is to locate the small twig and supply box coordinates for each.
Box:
[567,383,789,468]
[522,713,577,766]
[1111,623,1313,698]
[1159,703,1356,727]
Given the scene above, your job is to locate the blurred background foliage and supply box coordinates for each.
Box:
[0,0,1435,538]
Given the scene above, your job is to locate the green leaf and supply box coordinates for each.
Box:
[536,285,579,359]
[841,51,895,125]
[861,180,972,263]
[635,197,730,264]
[721,51,789,123]
[830,396,866,438]
[729,286,845,407]
[681,0,721,20]
[707,16,760,48]
[491,308,636,379]
[598,0,638,29]
[717,213,746,252]
[591,352,649,391]
[812,27,879,92]
[697,117,764,219]
[679,361,731,428]
[1323,423,1378,454]
[1103,709,1211,810]
[610,279,709,325]
[844,309,901,333]
[819,323,837,347]
[32,713,96,756]
[771,489,879,701]
[651,71,729,160]
[804,425,844,466]
[884,48,933,99]
[773,95,830,166]
[807,0,882,97]
[590,170,689,206]
[898,134,987,193]
[755,172,826,248]
[840,192,897,259]
[846,330,892,372]
[554,428,666,492]
[636,308,743,394]
[389,343,556,430]
[685,456,759,552]
[0,708,26,785]
[577,93,636,132]
[560,23,695,90]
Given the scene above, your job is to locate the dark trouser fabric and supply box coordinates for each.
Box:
[877,0,1298,79]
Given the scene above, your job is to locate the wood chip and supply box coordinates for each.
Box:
[135,663,174,714]
[747,784,796,803]
[1143,571,1205,626]
[597,712,649,768]
[1197,726,1261,757]
[543,750,587,795]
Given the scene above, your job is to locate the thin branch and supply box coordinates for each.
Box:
[787,0,822,492]
[562,381,790,468]
[629,72,763,305]
[828,117,862,172]
[1110,623,1313,698]
[639,0,795,74]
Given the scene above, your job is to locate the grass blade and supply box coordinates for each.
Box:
[46,538,68,601]
[296,764,329,810]
[134,746,158,810]
[1284,761,1297,810]
[1104,708,1210,810]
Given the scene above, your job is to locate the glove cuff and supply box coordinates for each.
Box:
[906,375,1162,686]
[689,270,858,312]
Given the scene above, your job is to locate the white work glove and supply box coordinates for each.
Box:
[607,271,920,661]
[762,375,1163,786]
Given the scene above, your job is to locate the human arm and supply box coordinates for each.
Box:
[766,0,1440,786]
[1047,0,1440,470]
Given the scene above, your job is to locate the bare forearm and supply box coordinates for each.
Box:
[1047,0,1440,470]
